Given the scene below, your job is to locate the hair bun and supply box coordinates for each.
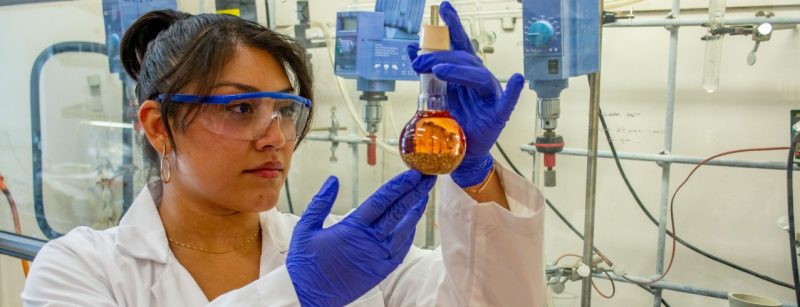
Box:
[120,10,191,81]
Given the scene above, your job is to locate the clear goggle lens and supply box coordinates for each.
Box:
[200,97,310,142]
[158,93,311,142]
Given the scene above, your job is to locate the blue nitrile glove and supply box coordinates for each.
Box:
[286,170,436,307]
[407,1,525,188]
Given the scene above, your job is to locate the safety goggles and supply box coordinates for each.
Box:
[157,92,312,143]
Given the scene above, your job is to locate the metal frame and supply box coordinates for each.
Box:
[0,231,45,261]
[525,2,800,306]
[521,145,800,171]
[594,273,798,307]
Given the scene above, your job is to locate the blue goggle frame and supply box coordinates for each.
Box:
[157,92,312,108]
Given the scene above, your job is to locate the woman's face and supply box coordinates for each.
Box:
[168,45,296,213]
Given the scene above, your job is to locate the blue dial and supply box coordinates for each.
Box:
[527,20,555,47]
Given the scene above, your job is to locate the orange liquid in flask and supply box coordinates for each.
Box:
[400,110,466,175]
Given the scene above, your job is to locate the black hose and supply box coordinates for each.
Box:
[787,135,800,303]
[496,142,671,306]
[495,143,588,243]
[598,108,795,289]
[31,41,107,239]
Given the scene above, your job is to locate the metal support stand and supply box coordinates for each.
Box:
[580,71,602,307]
[350,135,360,209]
[580,0,604,303]
[653,2,680,305]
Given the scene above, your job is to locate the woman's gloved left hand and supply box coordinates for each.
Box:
[407,1,525,188]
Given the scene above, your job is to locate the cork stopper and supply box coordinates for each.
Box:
[420,5,450,51]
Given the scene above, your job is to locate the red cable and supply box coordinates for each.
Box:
[553,253,582,265]
[627,147,790,285]
[592,271,616,299]
[1,173,29,277]
[553,253,616,298]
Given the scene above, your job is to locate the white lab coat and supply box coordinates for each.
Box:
[22,166,546,306]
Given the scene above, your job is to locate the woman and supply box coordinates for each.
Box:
[22,2,546,306]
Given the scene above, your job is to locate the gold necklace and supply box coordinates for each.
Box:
[167,226,261,255]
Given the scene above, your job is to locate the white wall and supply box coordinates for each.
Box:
[1,0,799,306]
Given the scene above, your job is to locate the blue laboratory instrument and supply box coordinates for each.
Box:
[333,0,425,165]
[523,0,600,186]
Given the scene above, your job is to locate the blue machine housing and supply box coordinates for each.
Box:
[102,0,177,74]
[334,0,425,92]
[523,0,599,98]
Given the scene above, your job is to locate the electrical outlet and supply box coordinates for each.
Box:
[792,110,800,165]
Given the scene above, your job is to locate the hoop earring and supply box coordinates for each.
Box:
[160,143,172,184]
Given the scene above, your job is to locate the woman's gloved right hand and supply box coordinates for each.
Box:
[286,170,436,307]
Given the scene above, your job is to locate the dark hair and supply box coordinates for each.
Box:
[120,10,313,180]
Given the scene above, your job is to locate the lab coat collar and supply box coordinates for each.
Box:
[260,208,292,255]
[115,184,170,263]
[114,182,297,266]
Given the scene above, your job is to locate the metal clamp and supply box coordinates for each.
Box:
[308,106,347,162]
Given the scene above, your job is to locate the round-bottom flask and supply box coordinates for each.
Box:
[400,74,466,175]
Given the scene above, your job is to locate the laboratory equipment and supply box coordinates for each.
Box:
[294,0,326,49]
[747,13,774,66]
[102,0,177,74]
[702,7,780,90]
[30,42,109,240]
[215,0,258,22]
[728,293,782,307]
[702,0,726,93]
[30,0,175,239]
[400,110,466,175]
[334,0,425,165]
[400,6,466,175]
[522,0,600,187]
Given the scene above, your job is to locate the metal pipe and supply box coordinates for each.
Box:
[0,231,46,261]
[344,0,513,10]
[304,134,371,144]
[343,2,800,27]
[607,16,800,27]
[580,1,605,301]
[620,4,800,17]
[435,11,800,26]
[520,145,798,171]
[653,1,680,304]
[303,134,399,145]
[594,273,799,307]
[351,136,359,209]
[304,133,398,146]
[580,74,602,307]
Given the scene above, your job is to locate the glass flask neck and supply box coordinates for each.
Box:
[418,73,448,111]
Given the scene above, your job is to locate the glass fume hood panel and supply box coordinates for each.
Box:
[0,0,224,250]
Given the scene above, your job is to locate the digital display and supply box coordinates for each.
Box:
[343,18,357,31]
